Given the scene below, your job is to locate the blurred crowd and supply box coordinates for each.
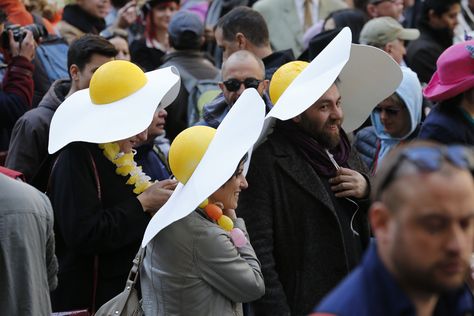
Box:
[0,0,473,315]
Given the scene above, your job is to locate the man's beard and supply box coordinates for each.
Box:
[299,115,342,149]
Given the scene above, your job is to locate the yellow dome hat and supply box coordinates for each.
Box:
[269,61,309,104]
[142,89,266,246]
[49,60,181,154]
[169,126,217,184]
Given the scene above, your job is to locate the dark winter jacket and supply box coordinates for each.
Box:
[418,103,474,145]
[49,142,149,312]
[237,129,371,316]
[160,50,219,141]
[406,21,453,84]
[6,79,70,182]
[197,92,273,128]
[0,56,34,152]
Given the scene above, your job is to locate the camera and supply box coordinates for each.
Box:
[0,23,47,49]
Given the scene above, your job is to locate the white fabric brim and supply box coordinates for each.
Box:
[256,27,402,146]
[142,88,266,247]
[48,66,181,154]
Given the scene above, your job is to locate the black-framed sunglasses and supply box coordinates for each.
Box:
[222,78,262,92]
[373,106,401,116]
[371,0,397,5]
[376,146,474,200]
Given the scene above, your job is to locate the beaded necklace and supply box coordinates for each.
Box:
[99,143,154,194]
[199,199,247,248]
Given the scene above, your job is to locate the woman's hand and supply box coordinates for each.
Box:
[137,179,178,215]
[212,202,237,220]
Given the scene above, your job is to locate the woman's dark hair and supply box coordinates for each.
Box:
[323,9,368,44]
[421,0,461,20]
[232,153,249,177]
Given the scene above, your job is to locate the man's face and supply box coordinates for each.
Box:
[385,38,406,65]
[381,169,474,293]
[294,84,343,149]
[215,27,240,62]
[73,53,114,90]
[77,0,110,19]
[219,57,266,106]
[374,94,411,137]
[368,0,404,20]
[430,4,461,32]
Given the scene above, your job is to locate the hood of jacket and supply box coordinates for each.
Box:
[371,67,422,163]
[38,79,71,112]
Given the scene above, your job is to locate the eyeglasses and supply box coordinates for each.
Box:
[373,106,401,116]
[371,0,397,5]
[222,78,262,92]
[376,146,474,200]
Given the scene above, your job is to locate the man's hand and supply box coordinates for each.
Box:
[329,167,369,199]
[9,30,36,62]
[115,1,137,29]
[137,179,178,216]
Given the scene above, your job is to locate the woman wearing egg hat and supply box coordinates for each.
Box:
[47,60,180,312]
[140,88,267,315]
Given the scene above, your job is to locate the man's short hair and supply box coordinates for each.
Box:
[67,34,117,72]
[221,50,265,80]
[421,0,461,19]
[215,7,270,47]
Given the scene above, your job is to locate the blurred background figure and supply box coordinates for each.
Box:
[104,28,131,60]
[130,0,179,71]
[354,67,422,173]
[406,0,461,84]
[56,0,110,44]
[420,40,474,145]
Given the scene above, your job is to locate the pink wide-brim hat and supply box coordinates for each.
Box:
[423,40,474,102]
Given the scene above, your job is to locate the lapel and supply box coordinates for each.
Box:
[280,0,303,39]
[272,136,336,214]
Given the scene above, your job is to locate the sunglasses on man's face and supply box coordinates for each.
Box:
[376,146,474,200]
[373,106,401,116]
[222,78,262,92]
[371,0,397,5]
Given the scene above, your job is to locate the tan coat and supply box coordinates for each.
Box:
[253,0,347,57]
[55,21,85,45]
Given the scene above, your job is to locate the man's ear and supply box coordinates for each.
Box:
[218,81,225,92]
[370,201,392,242]
[69,64,79,81]
[235,32,247,49]
[384,41,393,54]
[366,4,378,18]
[292,114,302,124]
[262,79,269,92]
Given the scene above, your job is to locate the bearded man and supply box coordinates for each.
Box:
[237,70,372,315]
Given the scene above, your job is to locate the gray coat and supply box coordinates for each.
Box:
[0,174,58,315]
[141,211,265,316]
[237,129,371,316]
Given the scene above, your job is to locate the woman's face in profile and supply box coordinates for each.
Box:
[210,162,248,210]
[116,129,148,153]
